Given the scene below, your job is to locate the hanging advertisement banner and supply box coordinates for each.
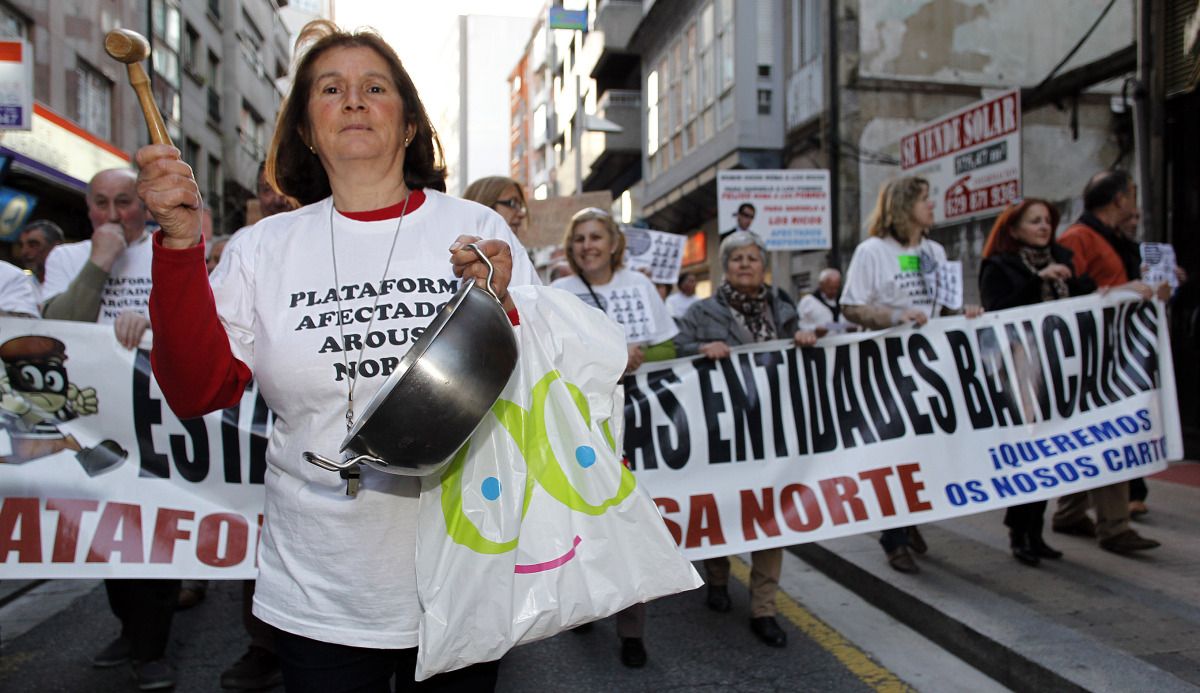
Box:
[0,40,32,131]
[900,89,1022,225]
[717,170,832,252]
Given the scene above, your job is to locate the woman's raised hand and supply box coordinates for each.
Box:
[449,235,514,311]
[135,145,204,250]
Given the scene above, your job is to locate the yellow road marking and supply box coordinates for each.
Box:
[730,555,915,692]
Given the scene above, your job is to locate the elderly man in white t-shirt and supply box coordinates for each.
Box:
[797,268,855,335]
[41,167,181,689]
[42,168,154,349]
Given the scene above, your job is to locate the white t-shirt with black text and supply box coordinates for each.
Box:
[839,235,947,316]
[552,268,678,346]
[209,190,539,649]
[41,233,154,324]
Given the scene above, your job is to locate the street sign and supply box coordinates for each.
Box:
[900,89,1022,226]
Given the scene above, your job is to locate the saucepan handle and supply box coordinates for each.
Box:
[464,242,502,303]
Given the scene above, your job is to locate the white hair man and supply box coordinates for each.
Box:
[797,268,854,335]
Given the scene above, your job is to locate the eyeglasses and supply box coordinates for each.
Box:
[494,199,527,215]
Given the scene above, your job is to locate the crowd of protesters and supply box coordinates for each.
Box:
[0,22,1181,692]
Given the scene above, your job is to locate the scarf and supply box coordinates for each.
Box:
[1017,244,1069,302]
[718,281,776,342]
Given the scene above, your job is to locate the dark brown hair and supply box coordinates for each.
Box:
[266,20,446,205]
[981,198,1061,258]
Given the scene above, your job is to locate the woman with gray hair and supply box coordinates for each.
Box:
[675,230,817,649]
[840,175,983,575]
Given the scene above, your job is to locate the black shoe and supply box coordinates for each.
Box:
[131,658,175,691]
[1009,531,1039,567]
[1029,534,1063,559]
[1099,529,1161,554]
[885,546,919,574]
[749,616,787,647]
[706,584,731,612]
[619,637,647,668]
[1052,516,1096,537]
[92,637,131,668]
[220,646,282,690]
[906,526,928,555]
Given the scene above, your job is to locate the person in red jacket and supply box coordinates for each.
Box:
[1052,170,1163,554]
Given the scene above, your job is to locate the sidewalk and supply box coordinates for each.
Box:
[791,462,1200,693]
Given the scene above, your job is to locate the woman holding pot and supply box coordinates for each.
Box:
[979,198,1095,566]
[135,20,537,691]
[550,206,675,668]
[675,231,818,649]
[839,175,983,575]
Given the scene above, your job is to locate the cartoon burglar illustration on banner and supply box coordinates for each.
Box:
[0,335,127,475]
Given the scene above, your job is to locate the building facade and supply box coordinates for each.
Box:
[0,0,296,248]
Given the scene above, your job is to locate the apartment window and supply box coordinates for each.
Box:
[151,0,181,88]
[240,12,266,80]
[183,138,200,168]
[646,71,659,156]
[74,62,112,139]
[207,154,221,210]
[717,0,734,92]
[791,0,821,69]
[240,102,265,159]
[207,0,220,20]
[683,23,696,152]
[207,50,221,89]
[183,23,199,77]
[0,2,28,38]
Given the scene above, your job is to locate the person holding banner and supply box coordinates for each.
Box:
[979,198,1097,566]
[1050,170,1163,555]
[551,206,676,668]
[135,20,537,692]
[839,175,984,575]
[675,230,818,649]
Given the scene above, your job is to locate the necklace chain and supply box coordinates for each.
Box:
[328,194,412,432]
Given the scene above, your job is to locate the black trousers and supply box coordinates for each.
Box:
[1129,477,1149,502]
[1003,500,1049,539]
[275,629,500,693]
[104,578,181,661]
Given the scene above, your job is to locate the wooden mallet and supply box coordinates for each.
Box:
[104,28,173,147]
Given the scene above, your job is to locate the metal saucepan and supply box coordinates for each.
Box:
[304,243,518,478]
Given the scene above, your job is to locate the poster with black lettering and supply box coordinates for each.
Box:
[624,292,1180,560]
[0,317,271,578]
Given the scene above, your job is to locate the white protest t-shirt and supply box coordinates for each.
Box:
[41,233,154,324]
[665,291,698,319]
[551,268,678,346]
[209,190,539,649]
[0,261,38,316]
[839,236,947,315]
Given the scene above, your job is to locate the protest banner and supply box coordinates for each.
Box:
[623,291,1180,560]
[0,319,269,579]
[0,290,1181,574]
[716,170,832,251]
[900,89,1021,225]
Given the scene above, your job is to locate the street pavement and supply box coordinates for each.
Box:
[3,464,1196,692]
[794,463,1200,692]
[0,556,1001,692]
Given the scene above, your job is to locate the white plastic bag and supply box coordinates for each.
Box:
[414,285,702,679]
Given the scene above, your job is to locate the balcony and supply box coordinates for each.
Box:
[582,89,642,192]
[589,0,642,85]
